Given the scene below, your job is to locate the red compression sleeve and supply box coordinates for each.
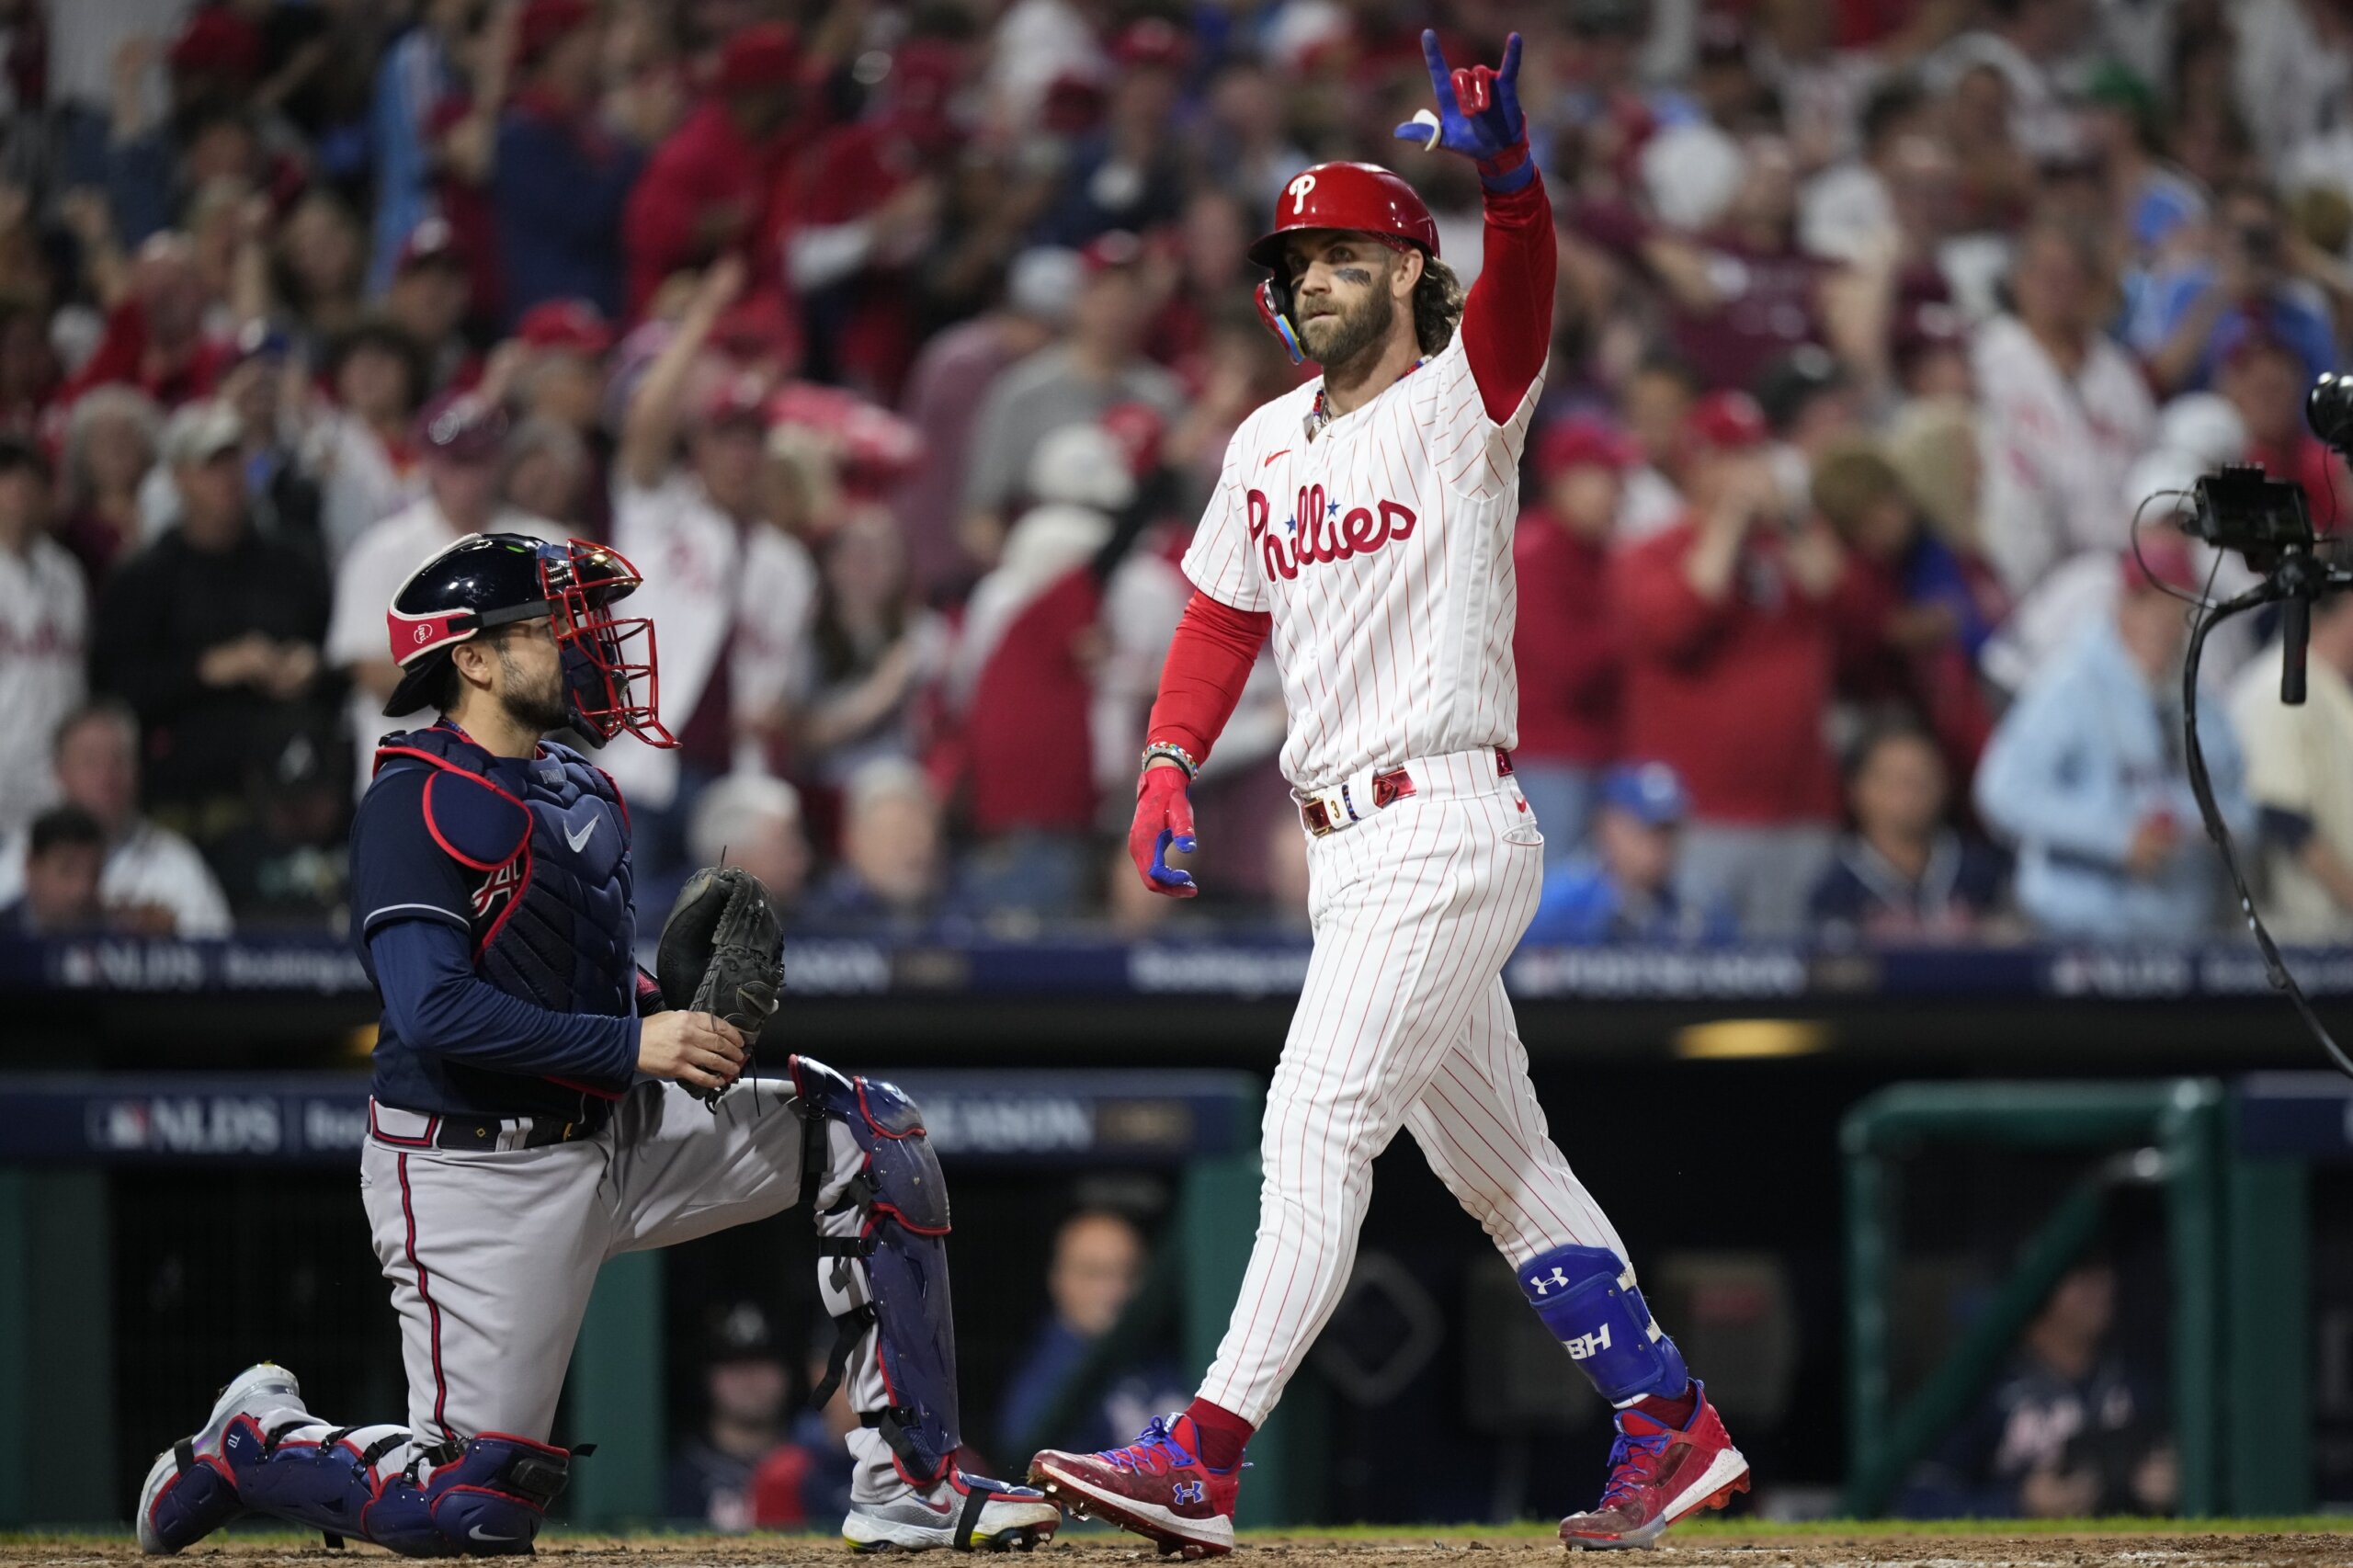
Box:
[1458,171,1558,425]
[1145,590,1272,768]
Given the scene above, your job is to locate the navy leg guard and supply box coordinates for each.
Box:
[229,1418,572,1557]
[1518,1244,1690,1404]
[792,1054,961,1486]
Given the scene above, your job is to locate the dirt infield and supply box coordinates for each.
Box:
[6,1528,2350,1568]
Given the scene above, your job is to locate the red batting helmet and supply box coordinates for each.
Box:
[1249,163,1438,364]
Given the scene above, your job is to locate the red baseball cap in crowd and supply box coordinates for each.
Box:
[1081,231,1146,274]
[1111,18,1189,70]
[395,217,467,275]
[1101,401,1167,479]
[517,0,594,67]
[1683,390,1772,452]
[700,372,771,431]
[170,7,264,81]
[2121,533,2204,596]
[717,24,801,93]
[517,299,615,358]
[417,392,510,463]
[1537,415,1640,480]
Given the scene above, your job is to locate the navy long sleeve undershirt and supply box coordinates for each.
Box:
[368,917,640,1084]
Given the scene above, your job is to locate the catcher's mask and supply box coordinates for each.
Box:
[384,531,676,749]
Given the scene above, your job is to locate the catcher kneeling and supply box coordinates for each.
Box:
[136,532,1058,1557]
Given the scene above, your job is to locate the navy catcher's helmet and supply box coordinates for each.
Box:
[383,531,676,748]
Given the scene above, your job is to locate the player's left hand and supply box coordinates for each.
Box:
[1393,29,1531,189]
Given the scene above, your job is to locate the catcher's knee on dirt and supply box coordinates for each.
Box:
[1518,1244,1689,1404]
[791,1053,962,1487]
[229,1416,574,1557]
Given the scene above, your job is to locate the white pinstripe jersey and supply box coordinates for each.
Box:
[1180,325,1545,792]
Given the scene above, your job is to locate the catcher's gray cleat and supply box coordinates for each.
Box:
[136,1362,307,1554]
[842,1473,1063,1553]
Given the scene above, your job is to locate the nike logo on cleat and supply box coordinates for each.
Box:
[566,817,597,852]
[469,1526,524,1541]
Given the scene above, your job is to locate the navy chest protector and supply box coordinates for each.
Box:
[376,725,637,1085]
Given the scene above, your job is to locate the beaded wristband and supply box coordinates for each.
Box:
[1141,741,1199,779]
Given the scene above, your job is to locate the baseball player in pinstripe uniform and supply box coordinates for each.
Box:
[1027,34,1749,1555]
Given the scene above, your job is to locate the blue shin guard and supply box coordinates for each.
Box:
[228,1416,573,1557]
[793,1054,961,1486]
[1518,1244,1689,1404]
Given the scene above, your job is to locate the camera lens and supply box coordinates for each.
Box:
[2308,371,2353,449]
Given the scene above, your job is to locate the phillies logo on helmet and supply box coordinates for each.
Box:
[1247,485,1416,579]
[1286,172,1317,213]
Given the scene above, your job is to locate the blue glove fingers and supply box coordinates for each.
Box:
[1150,828,1199,891]
[1392,115,1440,150]
[1495,34,1525,138]
[1420,28,1461,120]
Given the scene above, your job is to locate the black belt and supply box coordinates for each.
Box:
[430,1101,610,1152]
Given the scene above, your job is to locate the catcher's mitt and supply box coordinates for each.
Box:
[656,866,785,1106]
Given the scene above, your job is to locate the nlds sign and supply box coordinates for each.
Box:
[86,1096,283,1155]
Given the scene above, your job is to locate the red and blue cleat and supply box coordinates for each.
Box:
[1557,1381,1749,1550]
[1028,1415,1241,1559]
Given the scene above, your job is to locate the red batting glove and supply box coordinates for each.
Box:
[1130,765,1199,897]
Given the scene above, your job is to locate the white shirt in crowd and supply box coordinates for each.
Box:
[1181,324,1543,792]
[326,500,564,794]
[2230,640,2353,944]
[602,472,818,810]
[1971,312,2156,602]
[308,413,428,568]
[0,534,88,835]
[0,818,232,937]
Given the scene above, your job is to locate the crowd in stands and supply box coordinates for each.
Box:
[11,0,2353,948]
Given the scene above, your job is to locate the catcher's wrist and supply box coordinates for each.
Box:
[1141,741,1199,780]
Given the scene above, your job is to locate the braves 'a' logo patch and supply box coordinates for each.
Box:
[471,858,524,919]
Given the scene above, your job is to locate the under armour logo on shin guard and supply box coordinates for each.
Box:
[1528,1267,1573,1296]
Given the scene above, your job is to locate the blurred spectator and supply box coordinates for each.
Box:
[1512,416,1634,858]
[270,190,369,350]
[306,316,431,562]
[58,384,163,581]
[742,1334,858,1531]
[498,413,589,528]
[0,700,232,937]
[509,298,612,439]
[607,258,818,867]
[2128,182,2338,396]
[665,1302,793,1534]
[63,232,233,409]
[91,400,333,855]
[952,423,1132,917]
[0,435,85,834]
[0,806,106,936]
[892,248,1076,601]
[1973,220,2157,601]
[997,1209,1187,1458]
[685,773,812,923]
[1614,392,1851,936]
[2211,333,2352,524]
[798,757,949,933]
[491,0,644,324]
[1524,763,1735,947]
[2229,594,2353,943]
[2075,64,2205,274]
[381,218,474,388]
[1923,0,2086,164]
[1800,77,1935,266]
[1901,1258,2177,1518]
[326,393,560,792]
[790,508,944,789]
[622,23,802,319]
[959,235,1181,570]
[215,324,326,551]
[1809,720,2010,945]
[1975,540,2254,939]
[1881,396,1984,562]
[1810,440,2001,781]
[366,0,477,291]
[1037,20,1188,247]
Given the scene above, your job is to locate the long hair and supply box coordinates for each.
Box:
[1412,253,1466,356]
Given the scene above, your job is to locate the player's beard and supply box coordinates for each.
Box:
[1300,281,1396,372]
[497,642,572,735]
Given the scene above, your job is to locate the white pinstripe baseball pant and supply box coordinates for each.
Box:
[1198,748,1629,1426]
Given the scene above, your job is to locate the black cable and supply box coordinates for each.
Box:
[2181,578,2353,1081]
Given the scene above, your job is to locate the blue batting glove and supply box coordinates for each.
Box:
[1151,828,1199,892]
[1392,29,1533,191]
